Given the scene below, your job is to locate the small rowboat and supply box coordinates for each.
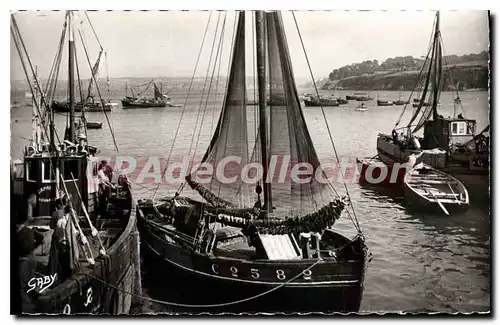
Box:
[404,162,469,215]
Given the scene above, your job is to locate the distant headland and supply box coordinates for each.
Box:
[305,51,489,91]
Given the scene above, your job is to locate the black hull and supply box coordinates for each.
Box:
[303,100,339,107]
[136,206,367,313]
[121,100,166,108]
[86,122,103,129]
[14,197,139,315]
[142,244,363,313]
[51,101,112,112]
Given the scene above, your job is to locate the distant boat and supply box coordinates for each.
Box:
[404,162,469,215]
[303,95,340,107]
[393,100,410,105]
[86,121,103,129]
[377,100,394,106]
[121,80,167,108]
[355,102,368,111]
[51,99,113,112]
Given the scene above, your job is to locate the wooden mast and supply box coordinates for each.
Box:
[68,11,76,142]
[431,11,441,121]
[255,11,272,214]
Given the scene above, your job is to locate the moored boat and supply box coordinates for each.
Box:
[404,162,469,215]
[357,157,407,186]
[121,80,168,108]
[137,11,367,313]
[11,11,139,315]
[86,121,103,129]
[377,100,393,106]
[376,11,489,183]
[303,96,340,107]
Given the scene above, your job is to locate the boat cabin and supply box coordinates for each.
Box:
[422,117,476,151]
[15,143,100,219]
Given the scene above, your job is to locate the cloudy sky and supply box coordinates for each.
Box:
[10,10,489,83]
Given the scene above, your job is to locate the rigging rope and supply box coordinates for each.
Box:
[393,13,438,129]
[84,11,103,50]
[80,258,324,308]
[77,26,120,154]
[186,12,222,173]
[151,11,214,199]
[438,33,467,118]
[189,13,226,175]
[292,12,361,233]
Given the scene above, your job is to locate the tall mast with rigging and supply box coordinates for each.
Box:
[255,11,272,214]
[431,11,441,121]
[68,11,76,142]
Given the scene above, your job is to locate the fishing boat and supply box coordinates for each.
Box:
[11,11,139,315]
[393,99,410,105]
[376,100,393,106]
[346,92,371,101]
[86,121,103,129]
[376,11,489,180]
[404,162,469,215]
[51,16,113,114]
[303,95,340,107]
[355,102,368,112]
[121,80,168,108]
[137,11,367,313]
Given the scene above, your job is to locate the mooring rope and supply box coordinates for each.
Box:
[80,258,323,308]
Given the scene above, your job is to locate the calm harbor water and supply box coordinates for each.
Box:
[10,88,490,313]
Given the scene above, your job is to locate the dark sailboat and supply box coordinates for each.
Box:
[51,14,114,113]
[121,80,168,108]
[11,12,139,315]
[137,11,367,313]
[303,95,340,107]
[376,11,489,179]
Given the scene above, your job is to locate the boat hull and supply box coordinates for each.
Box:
[137,206,367,313]
[376,133,418,165]
[51,101,112,112]
[121,100,166,108]
[303,99,339,107]
[14,196,139,315]
[403,163,470,215]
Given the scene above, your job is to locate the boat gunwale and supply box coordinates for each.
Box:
[137,206,365,266]
[403,163,470,205]
[35,196,137,307]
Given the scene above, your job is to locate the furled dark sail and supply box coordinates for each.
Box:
[261,12,337,216]
[87,49,102,99]
[187,12,251,208]
[154,83,163,99]
[409,12,444,133]
[188,11,341,219]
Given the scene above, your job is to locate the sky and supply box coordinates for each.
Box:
[10,10,489,83]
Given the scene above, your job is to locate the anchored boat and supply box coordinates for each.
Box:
[376,11,489,181]
[11,11,139,315]
[137,11,367,313]
[404,162,469,215]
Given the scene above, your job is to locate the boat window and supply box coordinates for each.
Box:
[26,160,36,182]
[42,160,55,183]
[451,122,467,135]
[64,160,79,180]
